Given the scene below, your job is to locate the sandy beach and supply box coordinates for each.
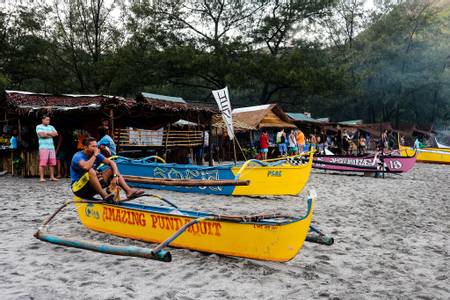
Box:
[0,163,448,299]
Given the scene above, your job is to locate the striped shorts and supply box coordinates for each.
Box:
[39,149,56,167]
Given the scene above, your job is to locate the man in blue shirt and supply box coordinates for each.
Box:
[97,126,116,156]
[70,137,143,201]
[9,130,18,150]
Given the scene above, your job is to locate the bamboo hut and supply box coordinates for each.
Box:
[213,104,296,160]
[115,92,217,163]
[0,90,217,176]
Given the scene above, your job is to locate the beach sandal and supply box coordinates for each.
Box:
[126,189,145,200]
[103,193,116,204]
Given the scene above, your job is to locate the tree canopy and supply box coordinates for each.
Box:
[0,0,449,128]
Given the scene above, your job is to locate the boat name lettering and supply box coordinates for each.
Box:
[150,214,222,236]
[102,207,146,227]
[253,224,277,231]
[267,170,282,177]
[329,157,373,166]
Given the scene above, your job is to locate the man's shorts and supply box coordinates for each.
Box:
[56,150,68,161]
[71,171,108,199]
[278,144,287,154]
[39,149,56,167]
[260,148,268,153]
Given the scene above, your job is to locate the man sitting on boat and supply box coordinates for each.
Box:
[70,137,143,202]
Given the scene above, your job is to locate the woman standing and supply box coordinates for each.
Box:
[259,130,269,160]
[288,130,298,155]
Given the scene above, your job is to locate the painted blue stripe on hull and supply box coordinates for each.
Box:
[116,161,236,195]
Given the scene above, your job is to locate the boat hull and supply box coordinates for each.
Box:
[114,156,313,196]
[312,154,416,173]
[75,196,314,262]
[400,146,450,164]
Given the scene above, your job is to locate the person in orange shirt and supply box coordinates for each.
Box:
[76,130,86,150]
[296,129,305,153]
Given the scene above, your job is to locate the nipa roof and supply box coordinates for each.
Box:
[137,92,217,114]
[232,104,296,129]
[4,90,134,115]
[211,114,256,131]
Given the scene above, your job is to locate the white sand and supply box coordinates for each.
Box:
[0,163,448,299]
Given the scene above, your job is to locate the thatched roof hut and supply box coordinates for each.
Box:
[211,114,255,132]
[0,90,219,175]
[232,104,296,130]
[133,92,218,128]
[4,90,135,116]
[1,90,218,130]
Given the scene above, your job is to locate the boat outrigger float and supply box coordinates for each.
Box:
[34,191,333,262]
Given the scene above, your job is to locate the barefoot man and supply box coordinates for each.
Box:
[36,115,58,182]
[70,137,143,202]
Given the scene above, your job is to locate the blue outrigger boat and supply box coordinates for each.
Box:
[111,152,313,196]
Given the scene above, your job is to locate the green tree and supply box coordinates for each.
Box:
[250,0,337,104]
[49,0,124,93]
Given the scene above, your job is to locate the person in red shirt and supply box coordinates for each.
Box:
[259,130,269,160]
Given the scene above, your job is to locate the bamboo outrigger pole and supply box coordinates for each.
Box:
[123,175,250,187]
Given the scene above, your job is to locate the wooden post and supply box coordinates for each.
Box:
[109,109,114,138]
[232,139,237,164]
[208,121,213,166]
[235,138,247,161]
[164,124,170,160]
[18,118,21,140]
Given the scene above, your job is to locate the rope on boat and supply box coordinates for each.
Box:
[109,155,167,164]
[137,156,167,164]
[136,193,179,209]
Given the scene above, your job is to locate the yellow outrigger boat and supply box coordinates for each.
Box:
[35,191,333,262]
[399,145,450,164]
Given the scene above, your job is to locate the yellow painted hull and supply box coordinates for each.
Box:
[399,146,450,164]
[231,154,313,196]
[75,196,314,262]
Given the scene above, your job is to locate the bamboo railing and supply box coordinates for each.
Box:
[115,128,204,148]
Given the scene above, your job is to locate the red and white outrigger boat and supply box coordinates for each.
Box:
[311,150,416,174]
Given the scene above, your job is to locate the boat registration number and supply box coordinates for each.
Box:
[267,170,282,177]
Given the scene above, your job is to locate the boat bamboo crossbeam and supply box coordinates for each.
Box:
[123,175,250,187]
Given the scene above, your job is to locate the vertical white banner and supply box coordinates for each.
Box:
[212,86,235,140]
